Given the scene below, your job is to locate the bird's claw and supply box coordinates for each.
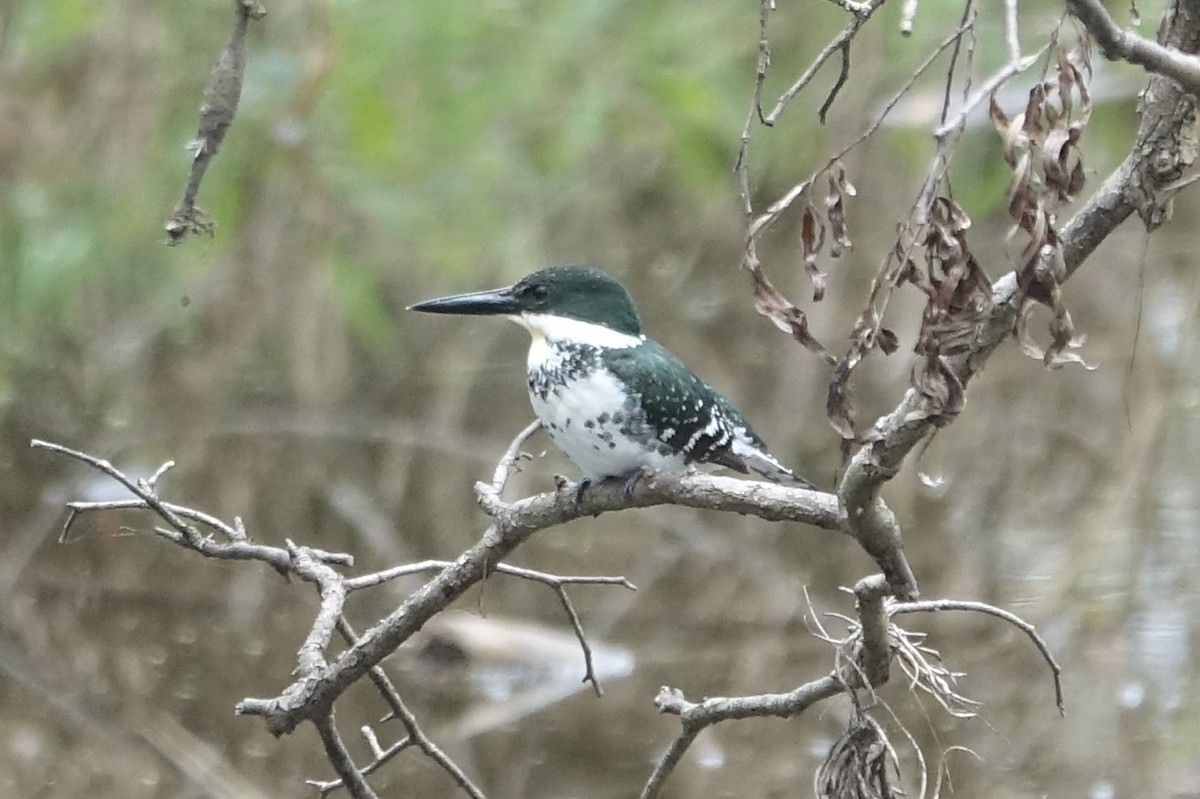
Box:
[572,477,593,506]
[619,468,647,498]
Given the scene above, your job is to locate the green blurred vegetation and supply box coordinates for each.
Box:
[0,0,1050,355]
[1,0,1155,359]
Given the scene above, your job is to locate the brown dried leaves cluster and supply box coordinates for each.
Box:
[905,197,994,421]
[821,46,1095,443]
[827,194,990,441]
[748,251,837,364]
[991,44,1094,368]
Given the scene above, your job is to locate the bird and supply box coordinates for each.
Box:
[409,265,816,498]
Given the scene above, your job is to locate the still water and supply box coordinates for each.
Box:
[2,210,1198,798]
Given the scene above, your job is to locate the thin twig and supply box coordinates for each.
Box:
[891,598,1065,715]
[763,0,882,125]
[749,19,975,246]
[145,459,176,490]
[345,559,633,592]
[818,44,853,123]
[313,714,379,799]
[61,498,240,542]
[33,439,204,546]
[490,420,541,494]
[733,0,772,177]
[334,618,486,799]
[933,48,1045,140]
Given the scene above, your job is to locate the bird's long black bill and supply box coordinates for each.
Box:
[407,285,520,316]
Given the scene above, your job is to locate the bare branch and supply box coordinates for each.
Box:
[1004,0,1020,63]
[346,559,633,695]
[826,0,872,13]
[638,721,702,799]
[242,464,843,736]
[853,575,892,685]
[288,541,350,678]
[34,439,206,547]
[1068,0,1200,93]
[640,676,846,798]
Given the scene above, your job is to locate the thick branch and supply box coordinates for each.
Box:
[239,471,841,735]
[1068,0,1200,93]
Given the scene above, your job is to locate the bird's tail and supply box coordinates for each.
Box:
[732,441,817,490]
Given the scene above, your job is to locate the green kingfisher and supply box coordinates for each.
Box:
[410,265,815,496]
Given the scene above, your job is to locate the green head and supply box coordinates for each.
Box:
[409,265,643,337]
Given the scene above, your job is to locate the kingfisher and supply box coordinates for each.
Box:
[409,265,816,497]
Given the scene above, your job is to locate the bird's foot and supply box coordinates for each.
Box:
[617,467,649,499]
[569,469,650,507]
[572,477,593,506]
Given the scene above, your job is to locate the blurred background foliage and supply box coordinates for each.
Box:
[1,0,1198,797]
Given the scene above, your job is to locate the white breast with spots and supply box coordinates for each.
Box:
[526,340,686,481]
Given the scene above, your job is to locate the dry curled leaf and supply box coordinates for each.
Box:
[826,163,855,257]
[908,354,965,422]
[800,204,828,301]
[1016,301,1097,370]
[166,1,267,245]
[745,254,835,362]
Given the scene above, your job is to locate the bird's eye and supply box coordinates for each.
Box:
[529,284,549,301]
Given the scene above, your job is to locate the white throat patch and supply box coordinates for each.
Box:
[509,313,643,349]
